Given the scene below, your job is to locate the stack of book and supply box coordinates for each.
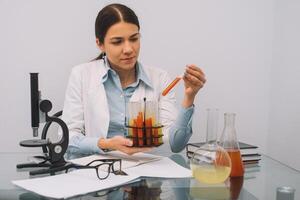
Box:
[244,162,261,180]
[186,141,261,165]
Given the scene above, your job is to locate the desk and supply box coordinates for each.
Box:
[0,151,299,199]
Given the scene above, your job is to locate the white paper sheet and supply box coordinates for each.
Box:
[12,155,192,199]
[70,151,162,169]
[13,169,139,199]
[125,157,192,178]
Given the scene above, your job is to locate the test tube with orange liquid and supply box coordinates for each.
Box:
[162,76,182,96]
[145,117,152,146]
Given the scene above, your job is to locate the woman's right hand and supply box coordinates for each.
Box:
[98,136,152,155]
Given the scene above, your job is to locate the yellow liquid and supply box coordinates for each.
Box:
[191,164,231,184]
[190,184,230,200]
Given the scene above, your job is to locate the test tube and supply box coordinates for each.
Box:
[162,76,182,96]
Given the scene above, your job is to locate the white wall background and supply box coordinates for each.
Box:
[0,0,298,169]
[267,0,300,170]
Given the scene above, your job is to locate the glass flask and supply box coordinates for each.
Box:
[219,113,244,177]
[190,109,231,184]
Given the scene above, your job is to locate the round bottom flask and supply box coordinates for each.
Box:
[190,109,231,184]
[191,143,231,184]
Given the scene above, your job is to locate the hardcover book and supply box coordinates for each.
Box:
[186,141,261,163]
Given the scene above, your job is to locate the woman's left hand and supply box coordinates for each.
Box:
[182,64,206,107]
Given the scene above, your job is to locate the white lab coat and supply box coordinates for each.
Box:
[62,59,178,146]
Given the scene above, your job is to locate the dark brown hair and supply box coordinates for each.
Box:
[95,4,140,60]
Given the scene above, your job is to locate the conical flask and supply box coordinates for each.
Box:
[219,113,244,177]
[190,109,231,184]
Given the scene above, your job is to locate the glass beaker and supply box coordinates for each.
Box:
[125,99,163,147]
[219,113,244,177]
[190,109,231,184]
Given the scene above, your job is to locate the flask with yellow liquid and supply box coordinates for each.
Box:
[190,109,231,184]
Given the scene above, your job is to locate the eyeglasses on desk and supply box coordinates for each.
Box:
[64,158,128,180]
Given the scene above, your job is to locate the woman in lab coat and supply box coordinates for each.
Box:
[62,3,206,156]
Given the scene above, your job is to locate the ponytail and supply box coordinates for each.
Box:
[94,52,106,61]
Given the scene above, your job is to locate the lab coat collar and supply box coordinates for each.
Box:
[91,58,109,81]
[137,62,153,89]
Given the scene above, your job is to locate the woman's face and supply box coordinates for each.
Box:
[98,22,140,72]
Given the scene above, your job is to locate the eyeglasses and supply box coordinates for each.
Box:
[65,159,127,180]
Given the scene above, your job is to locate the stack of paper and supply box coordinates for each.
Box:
[126,157,192,178]
[12,152,192,199]
[13,168,139,199]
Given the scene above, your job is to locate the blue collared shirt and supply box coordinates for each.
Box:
[101,59,153,138]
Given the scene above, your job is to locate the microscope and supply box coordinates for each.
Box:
[16,73,69,175]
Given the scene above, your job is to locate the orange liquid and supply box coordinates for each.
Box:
[132,119,138,146]
[137,112,144,146]
[153,126,158,146]
[162,77,181,96]
[227,150,244,177]
[145,118,152,145]
[130,114,162,146]
[229,177,244,200]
